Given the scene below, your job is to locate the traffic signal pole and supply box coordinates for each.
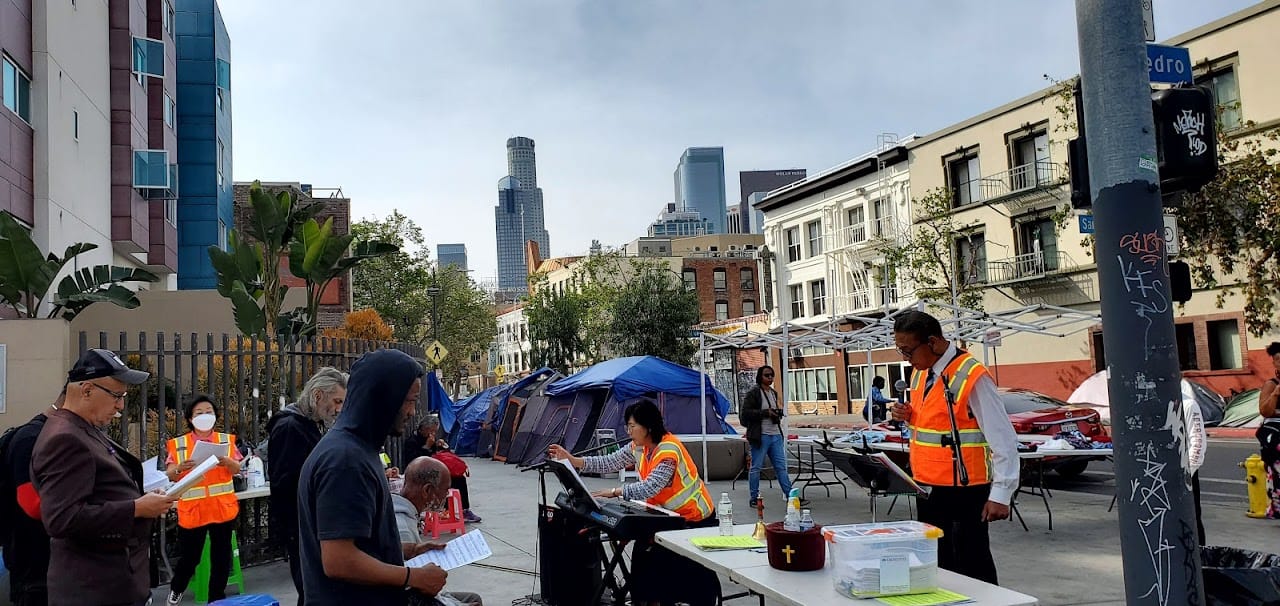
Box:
[1075,1,1204,603]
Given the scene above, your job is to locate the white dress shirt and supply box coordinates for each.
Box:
[929,343,1020,506]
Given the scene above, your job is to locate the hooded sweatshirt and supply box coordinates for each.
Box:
[265,403,322,542]
[297,350,424,606]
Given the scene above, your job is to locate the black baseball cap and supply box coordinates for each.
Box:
[67,349,150,385]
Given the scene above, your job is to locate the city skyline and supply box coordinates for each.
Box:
[495,136,550,292]
[215,1,1255,278]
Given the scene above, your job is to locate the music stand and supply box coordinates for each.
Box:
[818,447,928,522]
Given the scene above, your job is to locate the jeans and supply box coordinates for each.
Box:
[749,434,793,501]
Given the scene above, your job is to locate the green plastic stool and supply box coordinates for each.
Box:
[191,530,244,605]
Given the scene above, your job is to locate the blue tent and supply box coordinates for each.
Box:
[426,371,457,432]
[546,356,734,425]
[450,385,503,456]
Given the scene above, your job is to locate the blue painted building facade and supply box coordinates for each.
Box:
[175,0,232,289]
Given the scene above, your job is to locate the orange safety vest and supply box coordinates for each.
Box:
[166,432,240,529]
[907,351,993,487]
[635,434,714,523]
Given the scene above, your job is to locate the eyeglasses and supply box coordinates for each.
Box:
[626,423,641,431]
[898,339,930,359]
[88,382,128,402]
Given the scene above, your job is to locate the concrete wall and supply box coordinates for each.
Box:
[0,319,71,430]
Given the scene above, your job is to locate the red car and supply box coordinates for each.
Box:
[872,388,1110,477]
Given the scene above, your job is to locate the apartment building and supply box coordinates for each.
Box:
[904,1,1280,399]
[495,303,531,377]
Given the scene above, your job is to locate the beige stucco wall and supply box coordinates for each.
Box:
[0,320,72,430]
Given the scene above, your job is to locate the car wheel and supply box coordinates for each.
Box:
[1056,459,1089,478]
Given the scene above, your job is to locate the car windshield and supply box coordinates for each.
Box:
[1000,390,1067,415]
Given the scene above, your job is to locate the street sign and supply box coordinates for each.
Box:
[1146,44,1192,84]
[494,364,506,382]
[1078,214,1095,234]
[984,330,1002,347]
[425,341,449,365]
[1141,0,1155,41]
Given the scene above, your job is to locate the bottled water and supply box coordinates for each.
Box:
[718,492,734,536]
[798,509,814,531]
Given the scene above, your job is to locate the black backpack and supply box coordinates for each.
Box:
[0,424,24,541]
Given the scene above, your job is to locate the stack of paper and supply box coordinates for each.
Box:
[405,529,492,571]
[142,456,170,492]
[689,536,765,551]
[164,456,220,497]
[834,552,938,598]
[876,589,974,606]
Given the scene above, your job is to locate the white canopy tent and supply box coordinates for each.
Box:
[693,300,1102,477]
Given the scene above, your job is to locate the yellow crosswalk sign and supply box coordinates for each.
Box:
[425,341,448,365]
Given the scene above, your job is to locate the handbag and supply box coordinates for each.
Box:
[431,451,469,478]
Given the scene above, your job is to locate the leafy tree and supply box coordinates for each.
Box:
[1177,119,1280,336]
[323,308,394,341]
[429,265,496,393]
[0,211,158,319]
[349,211,434,343]
[609,262,700,364]
[526,282,587,374]
[285,217,397,336]
[882,187,987,311]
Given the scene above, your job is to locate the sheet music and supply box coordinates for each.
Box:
[405,529,492,571]
[164,456,220,497]
[142,456,170,492]
[551,458,600,508]
[189,440,231,465]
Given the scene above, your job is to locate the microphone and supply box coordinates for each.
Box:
[893,379,907,404]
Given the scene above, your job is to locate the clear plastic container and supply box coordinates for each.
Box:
[823,521,943,599]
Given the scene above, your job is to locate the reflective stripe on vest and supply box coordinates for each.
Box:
[638,436,714,523]
[907,351,993,486]
[166,432,240,525]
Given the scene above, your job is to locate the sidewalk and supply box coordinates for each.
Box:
[196,455,1273,606]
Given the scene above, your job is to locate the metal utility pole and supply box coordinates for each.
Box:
[1075,2,1204,603]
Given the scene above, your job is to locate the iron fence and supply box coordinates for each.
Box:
[78,331,428,572]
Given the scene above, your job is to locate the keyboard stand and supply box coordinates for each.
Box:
[589,531,632,605]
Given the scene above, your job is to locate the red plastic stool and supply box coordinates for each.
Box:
[424,489,466,539]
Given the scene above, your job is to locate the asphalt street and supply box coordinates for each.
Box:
[1043,437,1256,505]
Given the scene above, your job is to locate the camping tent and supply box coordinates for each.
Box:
[491,369,561,462]
[1068,370,1225,426]
[1221,389,1262,428]
[505,356,735,467]
[425,372,456,432]
[448,385,504,456]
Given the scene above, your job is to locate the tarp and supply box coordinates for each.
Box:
[451,386,502,456]
[1068,370,1225,426]
[1221,389,1262,428]
[546,356,733,422]
[426,371,456,432]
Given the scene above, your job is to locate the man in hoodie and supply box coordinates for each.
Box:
[266,367,347,605]
[392,457,482,606]
[297,349,447,605]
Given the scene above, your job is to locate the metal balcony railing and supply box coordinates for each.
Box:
[986,250,1077,283]
[873,216,897,239]
[827,223,868,250]
[979,161,1064,202]
[834,290,872,315]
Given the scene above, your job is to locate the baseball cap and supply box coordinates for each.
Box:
[67,349,150,385]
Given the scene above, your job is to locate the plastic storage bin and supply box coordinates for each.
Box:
[823,521,943,599]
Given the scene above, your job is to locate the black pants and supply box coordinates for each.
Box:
[453,475,471,509]
[630,514,720,605]
[169,520,236,600]
[916,484,998,585]
[11,585,47,606]
[285,532,304,606]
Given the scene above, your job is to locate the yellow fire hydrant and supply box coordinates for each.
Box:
[1242,454,1270,519]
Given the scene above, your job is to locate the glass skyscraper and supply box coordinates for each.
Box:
[437,243,468,271]
[494,137,550,292]
[673,147,727,234]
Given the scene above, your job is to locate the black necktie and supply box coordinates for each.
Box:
[925,369,938,393]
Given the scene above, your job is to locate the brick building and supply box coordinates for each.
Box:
[681,256,762,322]
[232,182,352,330]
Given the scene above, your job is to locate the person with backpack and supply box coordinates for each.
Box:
[1,387,65,606]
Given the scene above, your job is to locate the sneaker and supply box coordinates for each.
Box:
[748,497,758,508]
[463,509,482,523]
[166,591,183,606]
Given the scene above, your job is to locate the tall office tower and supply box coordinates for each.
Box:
[437,243,468,271]
[495,137,551,292]
[739,169,807,233]
[673,147,727,234]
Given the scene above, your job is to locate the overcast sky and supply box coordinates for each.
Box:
[219,0,1255,281]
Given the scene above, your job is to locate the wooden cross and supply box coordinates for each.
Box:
[781,544,795,564]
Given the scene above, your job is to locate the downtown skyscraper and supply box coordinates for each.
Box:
[495,136,550,292]
[673,147,728,234]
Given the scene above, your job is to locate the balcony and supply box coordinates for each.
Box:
[832,286,900,315]
[978,160,1066,210]
[986,250,1079,284]
[827,223,868,251]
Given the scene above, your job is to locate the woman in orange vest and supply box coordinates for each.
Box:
[163,394,243,605]
[548,399,719,606]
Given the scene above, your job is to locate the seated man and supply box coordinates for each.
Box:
[393,456,483,606]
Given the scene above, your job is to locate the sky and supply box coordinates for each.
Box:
[219,0,1257,281]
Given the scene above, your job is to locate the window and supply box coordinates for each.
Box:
[216,59,231,90]
[216,139,225,187]
[163,0,175,37]
[682,269,696,291]
[948,154,982,206]
[73,110,79,140]
[789,284,805,319]
[715,300,728,321]
[1175,322,1198,371]
[132,150,170,189]
[845,206,866,244]
[218,220,228,251]
[1207,319,1243,370]
[785,227,801,263]
[216,88,224,112]
[1012,131,1052,188]
[786,368,837,401]
[872,198,891,238]
[163,93,175,128]
[956,233,987,284]
[165,197,177,226]
[1016,218,1059,275]
[132,36,165,78]
[810,279,826,316]
[740,268,755,290]
[1200,67,1241,131]
[713,268,727,290]
[806,220,823,256]
[2,56,31,122]
[742,300,756,316]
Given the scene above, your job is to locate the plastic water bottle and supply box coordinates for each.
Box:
[798,509,814,531]
[246,453,265,488]
[718,493,734,536]
[783,489,801,531]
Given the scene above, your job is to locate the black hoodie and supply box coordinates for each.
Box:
[265,403,322,543]
[296,350,423,606]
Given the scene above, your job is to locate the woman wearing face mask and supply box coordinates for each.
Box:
[163,394,243,605]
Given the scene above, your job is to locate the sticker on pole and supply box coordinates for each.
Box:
[1139,155,1158,172]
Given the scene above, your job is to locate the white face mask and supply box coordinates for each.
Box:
[192,413,216,432]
